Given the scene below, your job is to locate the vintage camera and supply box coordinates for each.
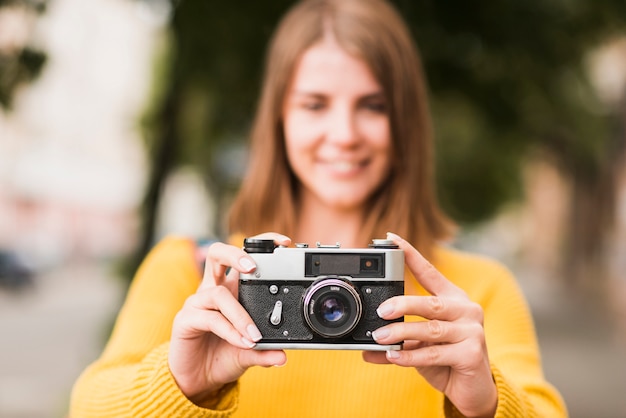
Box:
[239,238,404,351]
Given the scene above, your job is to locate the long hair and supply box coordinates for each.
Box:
[228,0,454,254]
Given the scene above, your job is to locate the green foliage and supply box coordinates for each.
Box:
[165,0,292,167]
[393,0,626,223]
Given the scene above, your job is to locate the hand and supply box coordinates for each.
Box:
[363,232,497,418]
[168,233,289,405]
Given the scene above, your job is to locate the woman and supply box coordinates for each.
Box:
[70,0,567,416]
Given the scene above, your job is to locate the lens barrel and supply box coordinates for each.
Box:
[303,277,362,338]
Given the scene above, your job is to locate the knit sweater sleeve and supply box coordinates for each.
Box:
[440,251,567,417]
[69,237,238,417]
[444,363,566,417]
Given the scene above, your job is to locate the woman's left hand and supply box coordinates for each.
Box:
[363,232,498,418]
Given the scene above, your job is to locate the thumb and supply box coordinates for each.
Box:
[239,349,287,369]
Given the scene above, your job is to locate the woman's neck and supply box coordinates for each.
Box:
[293,196,367,248]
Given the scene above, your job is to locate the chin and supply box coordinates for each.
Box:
[322,194,369,211]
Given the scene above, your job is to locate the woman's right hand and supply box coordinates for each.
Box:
[168,233,289,406]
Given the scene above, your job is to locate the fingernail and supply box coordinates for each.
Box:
[247,324,263,342]
[386,232,400,241]
[372,328,390,341]
[377,303,394,318]
[386,350,400,359]
[241,337,256,348]
[239,257,256,272]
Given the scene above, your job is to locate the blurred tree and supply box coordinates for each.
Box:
[0,0,46,110]
[397,0,626,288]
[133,0,293,275]
[132,0,626,288]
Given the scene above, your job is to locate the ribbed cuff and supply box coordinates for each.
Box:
[443,397,466,418]
[490,364,527,417]
[443,364,526,418]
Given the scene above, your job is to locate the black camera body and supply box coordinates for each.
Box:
[239,238,404,351]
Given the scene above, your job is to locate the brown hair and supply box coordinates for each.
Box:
[228,0,454,254]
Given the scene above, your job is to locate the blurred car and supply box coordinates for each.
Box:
[0,249,34,290]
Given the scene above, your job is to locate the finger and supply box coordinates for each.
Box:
[201,242,257,289]
[214,233,292,292]
[362,340,426,364]
[372,320,477,346]
[189,286,263,344]
[377,295,483,322]
[250,232,292,247]
[362,351,389,364]
[387,232,465,298]
[385,339,485,369]
[201,234,292,289]
[175,307,258,349]
[385,343,451,367]
[239,349,288,369]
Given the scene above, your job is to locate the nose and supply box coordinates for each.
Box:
[326,104,359,146]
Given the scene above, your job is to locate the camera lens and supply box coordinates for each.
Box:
[319,296,346,322]
[303,277,362,338]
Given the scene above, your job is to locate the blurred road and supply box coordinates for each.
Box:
[0,263,124,418]
[0,263,625,417]
[528,278,626,418]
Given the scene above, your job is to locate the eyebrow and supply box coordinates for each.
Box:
[359,92,386,100]
[289,91,326,98]
[289,91,385,100]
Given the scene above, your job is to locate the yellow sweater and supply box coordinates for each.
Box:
[70,237,567,417]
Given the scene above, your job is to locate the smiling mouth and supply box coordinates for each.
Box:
[321,159,370,174]
[323,160,360,172]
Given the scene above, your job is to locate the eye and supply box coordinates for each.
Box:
[360,97,387,113]
[302,100,326,111]
[365,102,387,112]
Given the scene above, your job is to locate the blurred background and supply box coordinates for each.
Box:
[1,0,625,417]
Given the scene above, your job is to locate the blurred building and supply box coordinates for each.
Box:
[0,0,166,268]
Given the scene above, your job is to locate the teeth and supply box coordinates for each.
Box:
[328,161,360,172]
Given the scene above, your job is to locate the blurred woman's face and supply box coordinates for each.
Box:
[282,39,392,213]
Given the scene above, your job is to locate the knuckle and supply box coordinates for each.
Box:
[206,241,226,258]
[468,321,485,337]
[427,320,444,339]
[173,309,185,326]
[467,301,484,322]
[428,296,445,315]
[184,292,202,309]
[426,345,440,363]
[463,338,485,364]
[173,308,194,331]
